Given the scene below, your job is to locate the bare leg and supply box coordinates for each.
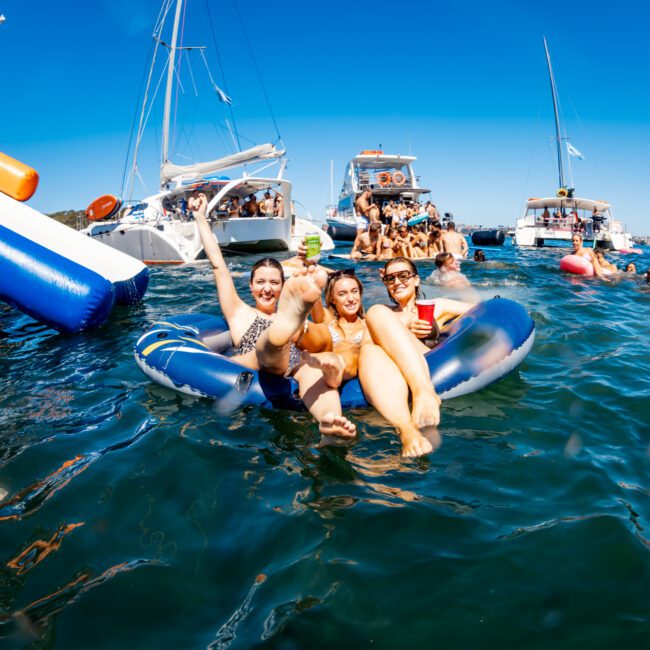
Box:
[358,344,439,457]
[255,267,328,374]
[365,305,440,428]
[293,362,356,442]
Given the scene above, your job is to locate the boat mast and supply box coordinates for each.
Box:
[543,37,565,190]
[161,0,184,188]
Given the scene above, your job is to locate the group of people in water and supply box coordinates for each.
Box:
[571,233,649,279]
[350,220,469,262]
[190,191,473,457]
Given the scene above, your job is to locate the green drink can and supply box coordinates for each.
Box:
[305,234,321,262]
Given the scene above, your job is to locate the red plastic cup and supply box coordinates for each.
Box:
[415,299,436,325]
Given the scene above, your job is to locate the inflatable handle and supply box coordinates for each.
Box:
[0,152,39,202]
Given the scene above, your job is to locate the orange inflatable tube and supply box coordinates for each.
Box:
[0,152,39,201]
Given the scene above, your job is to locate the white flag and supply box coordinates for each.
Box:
[566,142,585,159]
[214,84,233,105]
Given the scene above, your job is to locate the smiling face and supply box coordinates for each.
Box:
[571,234,582,249]
[250,266,283,312]
[383,260,419,304]
[328,276,363,319]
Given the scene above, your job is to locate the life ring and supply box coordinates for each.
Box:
[393,171,406,186]
[557,188,569,198]
[377,172,391,187]
[134,298,535,408]
[560,254,594,276]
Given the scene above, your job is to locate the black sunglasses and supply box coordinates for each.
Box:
[382,270,415,285]
[328,268,356,281]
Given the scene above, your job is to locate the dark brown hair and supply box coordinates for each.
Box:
[325,271,365,318]
[250,258,285,284]
[383,257,421,304]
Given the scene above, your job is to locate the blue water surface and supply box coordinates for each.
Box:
[0,241,648,649]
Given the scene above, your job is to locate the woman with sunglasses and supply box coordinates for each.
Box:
[297,269,370,389]
[358,257,473,457]
[191,193,356,440]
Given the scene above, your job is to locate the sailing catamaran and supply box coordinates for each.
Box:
[82,0,316,263]
[514,38,633,251]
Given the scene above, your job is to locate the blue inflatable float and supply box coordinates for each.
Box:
[134,298,535,410]
[0,183,149,333]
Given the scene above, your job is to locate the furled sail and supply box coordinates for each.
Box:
[161,143,284,184]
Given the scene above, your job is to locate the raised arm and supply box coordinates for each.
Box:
[190,193,247,321]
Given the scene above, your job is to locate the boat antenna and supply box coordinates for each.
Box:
[543,36,565,190]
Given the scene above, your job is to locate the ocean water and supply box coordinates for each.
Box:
[1,241,649,649]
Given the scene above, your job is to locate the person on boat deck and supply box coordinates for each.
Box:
[243,193,261,217]
[428,228,444,257]
[376,227,396,260]
[593,249,618,276]
[273,192,284,217]
[592,206,604,232]
[440,221,468,259]
[262,191,274,216]
[190,192,356,441]
[553,208,563,225]
[350,222,382,260]
[541,207,550,226]
[625,262,637,274]
[428,252,472,288]
[228,196,242,218]
[425,201,441,229]
[355,189,380,229]
[571,233,603,277]
[357,257,474,457]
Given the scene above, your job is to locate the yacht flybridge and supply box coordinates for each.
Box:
[327,151,432,240]
[514,38,633,251]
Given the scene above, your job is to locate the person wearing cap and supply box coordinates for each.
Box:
[350,222,382,260]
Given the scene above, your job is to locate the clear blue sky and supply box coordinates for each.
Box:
[2,0,649,233]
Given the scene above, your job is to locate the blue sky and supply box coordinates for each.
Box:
[1,0,649,233]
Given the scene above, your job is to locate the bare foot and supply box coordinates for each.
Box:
[267,267,328,348]
[399,423,434,457]
[318,412,357,440]
[303,351,345,389]
[411,389,441,428]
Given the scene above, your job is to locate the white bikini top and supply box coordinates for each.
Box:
[328,322,364,345]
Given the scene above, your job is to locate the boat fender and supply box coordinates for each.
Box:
[377,172,391,187]
[560,254,594,276]
[392,171,406,186]
[0,152,39,202]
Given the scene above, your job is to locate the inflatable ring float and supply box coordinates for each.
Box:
[134,298,535,410]
[376,172,391,187]
[560,254,594,276]
[392,171,406,186]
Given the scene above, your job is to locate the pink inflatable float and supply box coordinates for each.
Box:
[560,254,594,276]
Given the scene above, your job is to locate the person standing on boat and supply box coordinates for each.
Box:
[243,193,261,217]
[263,191,274,217]
[273,192,284,217]
[440,222,468,259]
[190,192,356,441]
[425,201,441,229]
[355,189,380,229]
[592,205,604,233]
[228,196,242,218]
